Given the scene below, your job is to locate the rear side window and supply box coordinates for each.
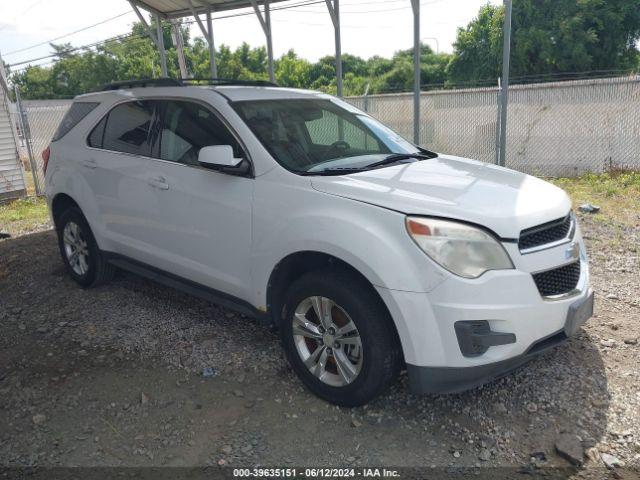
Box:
[52,102,99,141]
[101,101,156,156]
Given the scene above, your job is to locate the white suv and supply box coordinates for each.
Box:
[44,79,593,406]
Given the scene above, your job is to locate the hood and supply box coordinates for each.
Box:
[310,155,571,239]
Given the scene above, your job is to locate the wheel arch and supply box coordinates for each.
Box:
[266,250,405,362]
[51,193,81,228]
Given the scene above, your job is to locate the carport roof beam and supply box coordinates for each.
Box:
[129,2,169,76]
[187,0,218,77]
[129,0,289,19]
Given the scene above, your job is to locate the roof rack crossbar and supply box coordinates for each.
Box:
[100,77,278,91]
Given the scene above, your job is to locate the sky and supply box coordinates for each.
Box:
[0,0,499,73]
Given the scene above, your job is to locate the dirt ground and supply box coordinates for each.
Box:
[0,209,638,478]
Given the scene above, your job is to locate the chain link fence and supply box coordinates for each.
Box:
[348,75,640,177]
[15,96,71,195]
[13,75,640,196]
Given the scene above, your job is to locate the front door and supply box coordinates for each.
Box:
[142,99,254,301]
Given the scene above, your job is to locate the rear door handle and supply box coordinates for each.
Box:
[148,176,169,190]
[82,159,97,169]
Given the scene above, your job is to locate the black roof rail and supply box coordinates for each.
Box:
[100,78,182,91]
[182,78,278,87]
[99,77,278,92]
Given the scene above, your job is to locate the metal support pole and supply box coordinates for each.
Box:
[130,2,168,78]
[155,14,168,77]
[171,20,188,79]
[498,0,512,167]
[251,0,275,83]
[14,86,41,195]
[325,0,343,97]
[206,12,217,78]
[411,0,420,145]
[494,77,502,165]
[265,1,274,83]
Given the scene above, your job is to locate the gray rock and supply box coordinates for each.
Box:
[554,433,584,466]
[600,339,616,348]
[623,337,638,345]
[578,203,600,213]
[525,402,538,413]
[478,449,491,461]
[494,402,508,414]
[600,453,622,468]
[32,414,47,425]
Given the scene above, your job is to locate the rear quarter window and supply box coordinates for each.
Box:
[52,102,100,141]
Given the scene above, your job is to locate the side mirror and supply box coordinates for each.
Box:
[198,145,243,169]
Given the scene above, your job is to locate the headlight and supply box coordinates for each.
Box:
[405,217,514,279]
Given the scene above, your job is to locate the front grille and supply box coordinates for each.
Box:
[532,261,581,297]
[519,214,572,251]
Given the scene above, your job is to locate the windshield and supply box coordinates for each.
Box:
[233,98,421,174]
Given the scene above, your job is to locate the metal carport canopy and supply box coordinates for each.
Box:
[130,0,424,144]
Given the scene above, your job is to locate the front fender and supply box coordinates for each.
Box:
[249,178,447,309]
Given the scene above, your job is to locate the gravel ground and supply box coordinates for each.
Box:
[0,211,638,477]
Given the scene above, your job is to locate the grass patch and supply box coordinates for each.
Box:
[0,197,50,235]
[551,171,640,226]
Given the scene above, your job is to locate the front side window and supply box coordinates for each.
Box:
[233,99,420,174]
[158,100,241,166]
[101,101,156,156]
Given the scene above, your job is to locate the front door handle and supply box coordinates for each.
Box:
[82,159,97,169]
[148,176,169,190]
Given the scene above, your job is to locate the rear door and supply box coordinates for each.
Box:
[84,99,165,263]
[141,99,254,300]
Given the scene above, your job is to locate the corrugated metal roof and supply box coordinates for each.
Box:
[131,0,288,18]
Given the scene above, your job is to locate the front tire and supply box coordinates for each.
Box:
[56,207,115,287]
[280,268,401,406]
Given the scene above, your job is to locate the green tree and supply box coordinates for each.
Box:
[275,50,311,88]
[448,0,640,85]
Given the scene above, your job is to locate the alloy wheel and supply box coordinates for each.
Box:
[292,296,363,387]
[63,221,89,276]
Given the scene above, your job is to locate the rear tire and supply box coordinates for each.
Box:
[280,268,401,406]
[56,207,115,287]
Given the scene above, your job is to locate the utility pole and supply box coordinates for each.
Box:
[498,0,512,167]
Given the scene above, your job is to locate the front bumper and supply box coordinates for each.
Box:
[407,289,593,394]
[375,232,592,394]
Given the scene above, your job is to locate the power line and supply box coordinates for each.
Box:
[3,11,135,57]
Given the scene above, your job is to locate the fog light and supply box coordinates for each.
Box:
[454,321,516,357]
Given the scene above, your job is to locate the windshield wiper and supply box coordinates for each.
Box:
[307,152,436,176]
[364,152,434,169]
[307,167,366,176]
